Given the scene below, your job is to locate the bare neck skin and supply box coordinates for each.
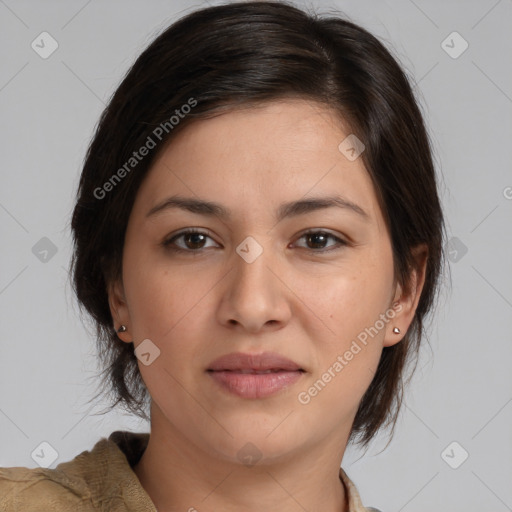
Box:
[133,401,350,512]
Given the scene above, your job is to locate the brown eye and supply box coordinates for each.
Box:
[163,229,218,253]
[162,229,347,255]
[294,231,347,252]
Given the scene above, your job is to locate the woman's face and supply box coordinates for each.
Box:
[109,99,419,464]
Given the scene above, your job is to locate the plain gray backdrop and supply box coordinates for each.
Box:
[1,1,511,511]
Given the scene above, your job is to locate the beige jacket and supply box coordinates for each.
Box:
[0,431,381,511]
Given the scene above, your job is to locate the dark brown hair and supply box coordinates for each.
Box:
[69,0,449,449]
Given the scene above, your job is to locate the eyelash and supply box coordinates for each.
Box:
[162,228,348,254]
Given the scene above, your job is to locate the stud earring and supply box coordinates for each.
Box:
[393,327,401,334]
[117,325,127,333]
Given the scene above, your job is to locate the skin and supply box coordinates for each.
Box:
[108,99,428,512]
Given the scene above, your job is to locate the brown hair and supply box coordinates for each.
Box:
[69,0,449,449]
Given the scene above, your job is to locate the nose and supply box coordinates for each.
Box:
[217,239,292,333]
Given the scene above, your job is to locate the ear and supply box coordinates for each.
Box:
[107,278,132,344]
[383,243,429,347]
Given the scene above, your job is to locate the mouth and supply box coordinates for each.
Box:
[206,352,305,399]
[207,351,304,372]
[207,368,305,374]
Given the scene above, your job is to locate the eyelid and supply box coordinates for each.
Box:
[162,228,349,254]
[292,229,348,251]
[163,228,220,249]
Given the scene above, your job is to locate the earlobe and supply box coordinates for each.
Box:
[107,279,132,343]
[383,244,429,347]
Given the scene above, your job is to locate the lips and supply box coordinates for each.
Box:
[207,351,304,373]
[207,352,305,399]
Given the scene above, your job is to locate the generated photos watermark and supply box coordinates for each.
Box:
[297,302,403,405]
[93,97,197,200]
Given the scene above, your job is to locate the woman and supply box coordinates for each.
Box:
[0,1,447,511]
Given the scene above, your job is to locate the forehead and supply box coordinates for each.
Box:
[132,99,385,231]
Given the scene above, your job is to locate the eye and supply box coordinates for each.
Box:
[293,230,348,252]
[162,229,219,253]
[162,229,348,254]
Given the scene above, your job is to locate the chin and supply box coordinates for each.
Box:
[203,423,307,467]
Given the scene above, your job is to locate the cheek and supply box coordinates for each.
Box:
[297,271,388,417]
[310,263,391,340]
[122,254,226,402]
[301,258,392,400]
[123,261,211,400]
[123,246,217,342]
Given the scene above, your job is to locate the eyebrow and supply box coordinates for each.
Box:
[146,194,370,223]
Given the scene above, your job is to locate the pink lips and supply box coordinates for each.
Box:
[207,351,305,399]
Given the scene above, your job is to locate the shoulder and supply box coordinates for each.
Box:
[0,465,93,511]
[0,432,152,512]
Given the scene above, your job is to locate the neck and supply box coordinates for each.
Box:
[133,407,349,512]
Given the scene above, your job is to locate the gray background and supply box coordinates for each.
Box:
[1,1,511,511]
